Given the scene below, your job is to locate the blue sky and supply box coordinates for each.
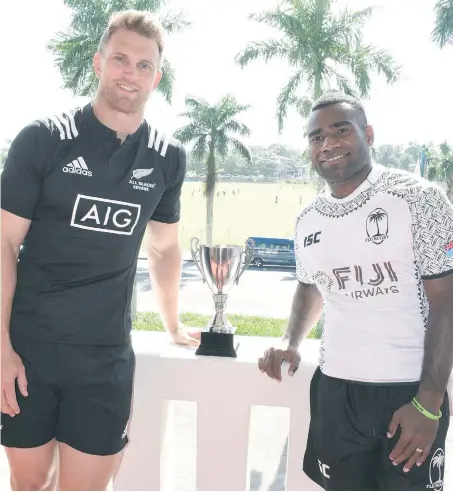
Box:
[1,0,452,151]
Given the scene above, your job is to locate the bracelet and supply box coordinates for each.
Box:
[412,397,442,421]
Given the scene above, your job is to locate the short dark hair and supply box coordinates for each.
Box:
[311,91,368,126]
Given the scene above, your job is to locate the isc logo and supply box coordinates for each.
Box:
[304,231,321,247]
[70,195,141,235]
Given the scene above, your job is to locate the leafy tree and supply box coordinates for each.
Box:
[175,95,252,243]
[47,0,190,102]
[235,0,400,132]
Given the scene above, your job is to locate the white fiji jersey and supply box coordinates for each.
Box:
[295,164,453,383]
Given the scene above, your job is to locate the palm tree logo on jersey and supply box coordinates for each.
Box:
[428,448,444,490]
[366,208,389,245]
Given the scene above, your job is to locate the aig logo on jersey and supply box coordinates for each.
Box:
[366,208,389,245]
[70,195,141,235]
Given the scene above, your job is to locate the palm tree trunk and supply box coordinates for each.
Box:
[206,187,214,244]
[314,70,322,100]
[205,144,216,244]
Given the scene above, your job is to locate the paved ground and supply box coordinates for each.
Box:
[136,259,297,318]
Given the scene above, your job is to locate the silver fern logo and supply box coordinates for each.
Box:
[132,168,153,180]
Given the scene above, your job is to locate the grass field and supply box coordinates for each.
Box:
[176,180,317,251]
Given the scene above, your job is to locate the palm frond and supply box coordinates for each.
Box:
[230,138,253,163]
[192,135,209,161]
[235,39,292,67]
[222,119,251,137]
[432,0,453,48]
[276,69,304,133]
[174,123,202,144]
[161,10,191,34]
[158,58,175,103]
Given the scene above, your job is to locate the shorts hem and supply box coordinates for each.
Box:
[1,435,55,449]
[56,436,129,457]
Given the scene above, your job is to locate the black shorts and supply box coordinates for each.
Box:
[303,367,450,491]
[1,332,135,456]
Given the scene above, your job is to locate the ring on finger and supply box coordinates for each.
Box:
[416,448,423,453]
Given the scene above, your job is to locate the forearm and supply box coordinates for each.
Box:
[282,282,324,349]
[1,243,19,349]
[417,305,453,414]
[147,244,182,335]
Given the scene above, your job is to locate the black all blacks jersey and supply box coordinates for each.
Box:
[1,103,186,345]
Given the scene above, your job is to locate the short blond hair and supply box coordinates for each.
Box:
[98,10,165,61]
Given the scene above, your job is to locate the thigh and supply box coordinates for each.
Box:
[303,368,379,491]
[5,440,59,491]
[1,333,60,449]
[378,392,450,491]
[58,441,123,491]
[56,342,135,457]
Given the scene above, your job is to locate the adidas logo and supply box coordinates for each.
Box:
[63,157,92,177]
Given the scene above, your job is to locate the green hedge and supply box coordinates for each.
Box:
[133,312,323,339]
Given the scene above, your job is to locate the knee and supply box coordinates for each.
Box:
[10,469,58,491]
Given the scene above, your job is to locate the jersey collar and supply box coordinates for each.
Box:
[320,163,386,204]
[82,103,145,143]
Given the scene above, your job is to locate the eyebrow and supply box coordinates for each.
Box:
[307,120,353,138]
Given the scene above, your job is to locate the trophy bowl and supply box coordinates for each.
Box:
[190,237,254,357]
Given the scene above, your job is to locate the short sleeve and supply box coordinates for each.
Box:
[150,143,186,224]
[413,185,453,279]
[1,122,51,220]
[294,217,315,284]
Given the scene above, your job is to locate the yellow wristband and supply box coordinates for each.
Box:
[412,397,442,421]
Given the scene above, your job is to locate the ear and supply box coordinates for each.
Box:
[152,69,163,90]
[365,125,374,147]
[93,52,102,79]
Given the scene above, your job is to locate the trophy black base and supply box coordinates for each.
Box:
[195,331,237,358]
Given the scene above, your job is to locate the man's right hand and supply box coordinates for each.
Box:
[1,345,28,416]
[258,346,301,382]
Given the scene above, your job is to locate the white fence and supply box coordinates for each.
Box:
[114,331,453,491]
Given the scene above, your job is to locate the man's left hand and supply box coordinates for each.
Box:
[169,324,201,348]
[388,402,439,473]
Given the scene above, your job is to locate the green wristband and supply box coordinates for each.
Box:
[412,397,442,421]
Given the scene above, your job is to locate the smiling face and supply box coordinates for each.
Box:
[93,27,162,115]
[307,102,374,184]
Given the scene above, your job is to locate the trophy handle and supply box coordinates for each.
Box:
[190,236,205,283]
[236,238,255,284]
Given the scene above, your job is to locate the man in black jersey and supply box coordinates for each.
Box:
[1,10,197,491]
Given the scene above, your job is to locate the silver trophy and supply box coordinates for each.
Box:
[190,236,254,357]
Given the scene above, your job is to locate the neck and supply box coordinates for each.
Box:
[92,95,144,141]
[327,163,373,199]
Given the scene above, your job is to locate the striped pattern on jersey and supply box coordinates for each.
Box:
[148,125,170,157]
[48,111,79,140]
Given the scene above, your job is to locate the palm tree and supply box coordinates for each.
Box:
[439,142,453,200]
[47,0,190,102]
[174,95,252,243]
[431,452,444,486]
[368,210,386,236]
[235,0,401,133]
[432,0,453,48]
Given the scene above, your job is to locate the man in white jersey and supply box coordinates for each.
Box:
[259,92,453,491]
